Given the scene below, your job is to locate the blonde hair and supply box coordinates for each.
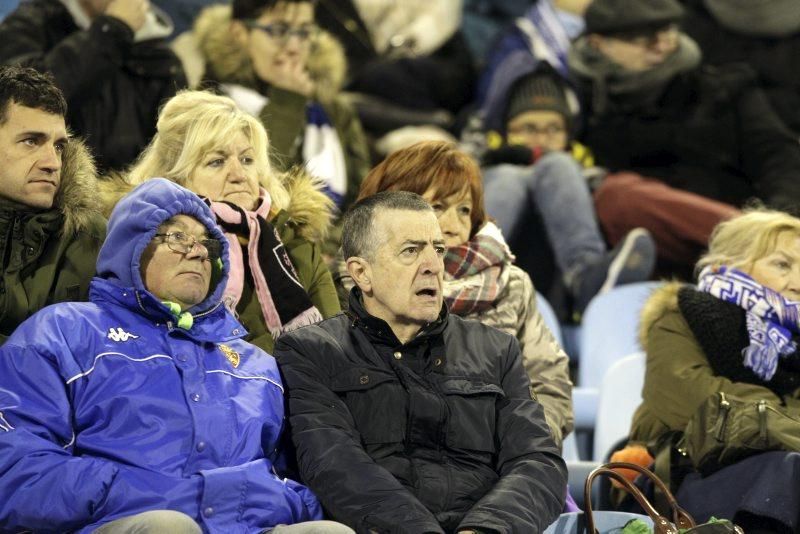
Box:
[697,208,800,275]
[128,90,290,211]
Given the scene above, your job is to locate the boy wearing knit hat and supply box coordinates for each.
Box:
[481,67,656,317]
[568,0,800,280]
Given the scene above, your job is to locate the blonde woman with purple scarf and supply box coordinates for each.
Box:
[125,90,340,353]
[623,208,800,532]
[333,141,574,448]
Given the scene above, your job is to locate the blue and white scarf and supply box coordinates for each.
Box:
[698,266,800,381]
[303,103,347,208]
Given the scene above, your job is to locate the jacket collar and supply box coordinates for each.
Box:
[90,277,246,343]
[346,286,448,347]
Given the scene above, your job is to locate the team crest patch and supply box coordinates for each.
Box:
[218,344,240,368]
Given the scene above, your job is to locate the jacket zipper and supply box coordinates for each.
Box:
[715,392,731,441]
[757,400,768,445]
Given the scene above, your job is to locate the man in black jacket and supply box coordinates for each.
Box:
[0,0,186,172]
[568,0,800,270]
[274,191,567,534]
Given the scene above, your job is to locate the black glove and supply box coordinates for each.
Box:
[481,144,539,167]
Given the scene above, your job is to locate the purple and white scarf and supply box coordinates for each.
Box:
[698,265,800,380]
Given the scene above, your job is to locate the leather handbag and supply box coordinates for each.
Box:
[584,462,743,534]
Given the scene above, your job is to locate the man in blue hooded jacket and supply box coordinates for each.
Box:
[0,179,353,534]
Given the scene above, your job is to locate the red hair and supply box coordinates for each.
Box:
[357,141,488,236]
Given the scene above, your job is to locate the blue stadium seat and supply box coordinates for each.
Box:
[593,351,646,462]
[0,1,20,21]
[570,282,661,459]
[577,282,661,388]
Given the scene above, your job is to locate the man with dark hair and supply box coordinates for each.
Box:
[568,0,800,271]
[274,191,567,533]
[0,0,187,172]
[0,65,105,343]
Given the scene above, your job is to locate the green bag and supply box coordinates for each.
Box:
[679,391,800,475]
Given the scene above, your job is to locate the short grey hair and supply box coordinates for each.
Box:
[342,191,433,260]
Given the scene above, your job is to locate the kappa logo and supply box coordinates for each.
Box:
[107,327,139,342]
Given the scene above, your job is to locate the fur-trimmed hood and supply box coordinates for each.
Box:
[193,4,347,103]
[56,137,105,237]
[638,281,683,351]
[279,166,335,243]
[100,167,334,242]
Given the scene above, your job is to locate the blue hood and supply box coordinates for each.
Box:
[97,178,230,314]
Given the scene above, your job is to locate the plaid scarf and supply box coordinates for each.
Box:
[210,189,323,340]
[443,222,515,315]
[698,265,800,381]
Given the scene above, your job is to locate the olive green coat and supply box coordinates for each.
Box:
[0,139,106,343]
[630,282,800,445]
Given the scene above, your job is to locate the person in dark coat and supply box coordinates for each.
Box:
[314,0,476,137]
[273,191,567,534]
[567,0,800,270]
[0,0,187,172]
[680,0,800,137]
[0,65,106,344]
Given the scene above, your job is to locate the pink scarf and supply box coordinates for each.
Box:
[210,189,323,339]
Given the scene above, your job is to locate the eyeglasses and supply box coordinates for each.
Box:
[154,232,222,261]
[244,21,319,42]
[507,123,566,137]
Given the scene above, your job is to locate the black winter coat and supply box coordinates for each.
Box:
[681,0,800,137]
[576,64,800,211]
[274,290,566,534]
[0,0,186,171]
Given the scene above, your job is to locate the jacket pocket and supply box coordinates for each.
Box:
[680,391,800,475]
[439,378,504,452]
[330,367,406,445]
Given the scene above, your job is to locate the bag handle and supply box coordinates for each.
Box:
[584,462,695,534]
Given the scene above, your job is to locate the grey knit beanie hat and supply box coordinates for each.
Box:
[703,0,800,37]
[505,73,571,124]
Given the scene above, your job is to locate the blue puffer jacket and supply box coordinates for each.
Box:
[0,179,322,533]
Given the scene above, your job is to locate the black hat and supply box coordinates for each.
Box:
[585,0,684,35]
[505,72,571,124]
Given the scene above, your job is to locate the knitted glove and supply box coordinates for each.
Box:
[608,445,654,488]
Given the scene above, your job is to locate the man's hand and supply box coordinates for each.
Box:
[254,55,314,98]
[105,0,149,33]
